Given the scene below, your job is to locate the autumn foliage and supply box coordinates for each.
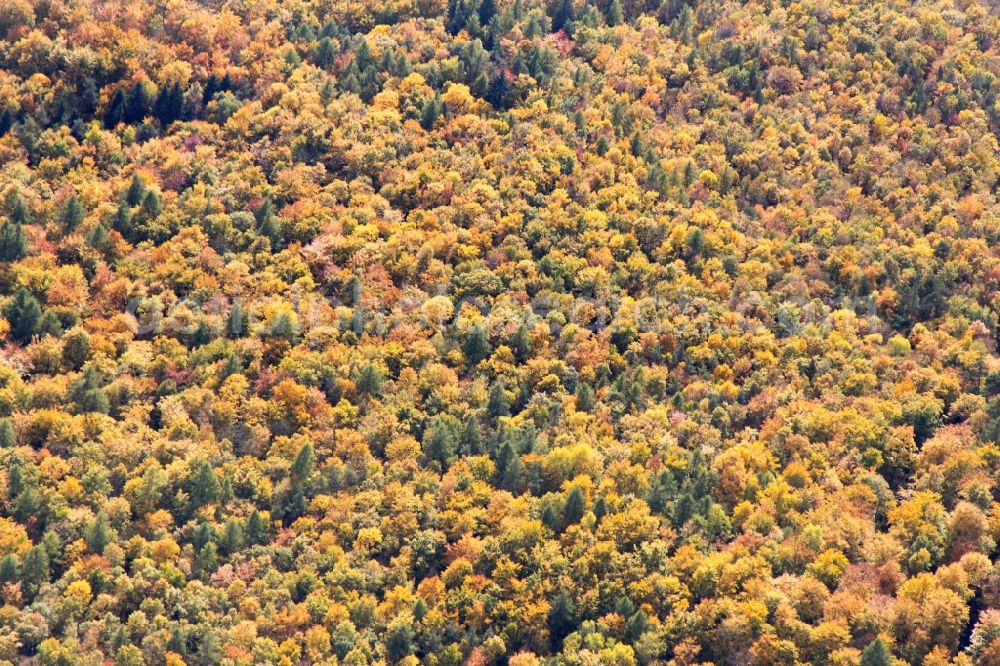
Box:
[0,0,998,664]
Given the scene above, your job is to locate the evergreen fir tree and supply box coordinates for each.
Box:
[547,590,577,648]
[228,301,248,338]
[313,37,337,69]
[220,519,244,556]
[124,81,150,124]
[141,189,162,218]
[575,382,596,412]
[38,311,63,338]
[563,486,586,527]
[0,555,19,583]
[5,288,41,343]
[0,419,13,447]
[21,545,49,599]
[511,322,531,362]
[487,381,510,419]
[479,0,498,27]
[61,195,85,232]
[87,223,110,252]
[551,0,574,33]
[291,442,315,484]
[9,196,30,226]
[486,72,515,110]
[607,0,623,24]
[356,363,384,397]
[0,218,27,261]
[188,459,219,509]
[85,513,112,554]
[420,94,443,131]
[245,509,268,545]
[860,638,892,666]
[459,418,483,455]
[104,88,127,127]
[126,174,146,207]
[463,325,491,365]
[0,109,13,136]
[110,201,133,239]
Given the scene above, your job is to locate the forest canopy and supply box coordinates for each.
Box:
[0,0,999,664]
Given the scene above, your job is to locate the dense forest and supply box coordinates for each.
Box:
[0,0,999,663]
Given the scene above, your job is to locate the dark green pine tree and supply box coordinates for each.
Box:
[72,366,110,414]
[291,442,315,483]
[575,382,596,412]
[511,322,531,363]
[547,590,577,648]
[141,190,162,218]
[256,199,283,250]
[351,307,364,336]
[495,439,516,480]
[124,81,151,124]
[624,609,649,641]
[104,88,127,128]
[355,363,384,397]
[541,503,560,531]
[496,439,525,490]
[12,486,41,524]
[192,522,214,551]
[419,94,443,131]
[228,301,248,338]
[219,519,244,556]
[860,638,892,666]
[413,597,428,620]
[550,0,574,33]
[87,223,110,252]
[278,442,316,523]
[563,486,586,528]
[109,201,134,239]
[0,554,19,583]
[0,419,13,447]
[5,288,41,343]
[219,353,242,381]
[472,71,490,98]
[194,541,218,578]
[486,71,515,110]
[85,513,112,554]
[593,495,608,522]
[422,416,458,467]
[166,628,186,656]
[7,465,23,498]
[386,622,415,662]
[463,325,491,365]
[606,0,623,25]
[0,109,13,136]
[487,381,510,420]
[20,545,49,600]
[342,275,362,305]
[245,509,268,545]
[0,217,27,262]
[313,37,337,69]
[188,459,219,509]
[647,469,677,516]
[38,310,63,338]
[8,195,30,226]
[154,81,184,125]
[61,195,85,232]
[126,174,146,207]
[459,418,483,455]
[446,0,467,35]
[478,0,497,27]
